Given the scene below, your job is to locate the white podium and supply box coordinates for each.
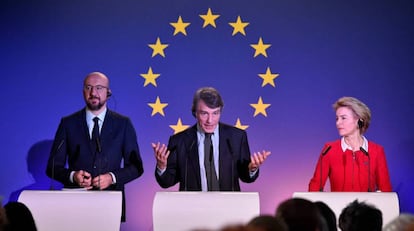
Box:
[153,192,260,231]
[18,190,122,231]
[292,192,400,227]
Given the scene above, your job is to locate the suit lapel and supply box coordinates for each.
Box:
[186,126,201,189]
[82,108,114,156]
[100,110,114,150]
[78,109,96,155]
[218,124,234,189]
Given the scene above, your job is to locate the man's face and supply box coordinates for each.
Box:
[195,99,221,133]
[83,73,109,111]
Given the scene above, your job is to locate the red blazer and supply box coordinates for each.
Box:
[309,140,392,192]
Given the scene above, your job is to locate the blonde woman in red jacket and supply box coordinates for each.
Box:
[309,96,392,192]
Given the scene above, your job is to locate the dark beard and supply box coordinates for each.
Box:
[87,101,104,111]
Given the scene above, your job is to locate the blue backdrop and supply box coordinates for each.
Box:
[1,1,413,230]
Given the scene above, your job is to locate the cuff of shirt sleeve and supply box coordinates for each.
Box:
[156,167,166,176]
[70,171,75,183]
[249,169,258,178]
[109,172,116,184]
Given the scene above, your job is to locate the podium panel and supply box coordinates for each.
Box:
[18,190,122,231]
[153,192,260,231]
[292,192,399,227]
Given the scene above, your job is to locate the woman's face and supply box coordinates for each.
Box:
[336,106,359,137]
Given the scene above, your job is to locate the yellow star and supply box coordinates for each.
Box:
[148,96,168,116]
[250,37,271,58]
[258,67,279,87]
[148,37,169,57]
[140,67,160,87]
[170,16,190,36]
[199,8,220,28]
[229,16,249,36]
[234,118,249,130]
[170,118,190,134]
[250,97,271,117]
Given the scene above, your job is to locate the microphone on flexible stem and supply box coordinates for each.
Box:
[208,143,214,190]
[50,139,65,190]
[209,146,213,162]
[226,139,235,191]
[319,145,331,192]
[182,141,192,191]
[188,141,195,190]
[359,147,371,192]
[96,137,102,153]
[96,137,102,190]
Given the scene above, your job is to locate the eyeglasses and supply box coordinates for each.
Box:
[84,85,108,92]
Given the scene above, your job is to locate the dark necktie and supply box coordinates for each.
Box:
[204,133,219,191]
[92,117,101,188]
[92,117,100,140]
[92,117,100,152]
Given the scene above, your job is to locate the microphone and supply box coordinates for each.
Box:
[359,147,369,155]
[322,145,331,156]
[360,147,371,192]
[96,137,102,153]
[95,135,102,189]
[50,139,65,190]
[184,141,195,191]
[319,145,331,191]
[226,139,235,191]
[208,142,214,190]
[209,145,213,162]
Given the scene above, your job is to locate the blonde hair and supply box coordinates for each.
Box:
[333,96,371,134]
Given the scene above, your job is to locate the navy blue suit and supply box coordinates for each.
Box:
[155,123,258,191]
[46,108,144,221]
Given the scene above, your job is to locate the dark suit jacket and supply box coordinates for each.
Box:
[46,108,144,221]
[155,123,259,191]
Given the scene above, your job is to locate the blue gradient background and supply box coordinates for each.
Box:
[1,1,413,230]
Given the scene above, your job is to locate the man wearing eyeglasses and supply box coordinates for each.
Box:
[152,87,270,191]
[46,72,144,222]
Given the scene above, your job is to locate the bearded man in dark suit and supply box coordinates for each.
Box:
[46,72,144,221]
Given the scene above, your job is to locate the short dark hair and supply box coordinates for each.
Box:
[191,87,224,117]
[314,201,337,231]
[339,200,382,231]
[247,215,288,231]
[275,198,321,231]
[4,201,37,231]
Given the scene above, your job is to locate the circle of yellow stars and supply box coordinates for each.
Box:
[140,8,280,134]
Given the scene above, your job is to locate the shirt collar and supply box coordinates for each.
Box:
[86,107,107,123]
[341,136,368,152]
[196,123,219,137]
